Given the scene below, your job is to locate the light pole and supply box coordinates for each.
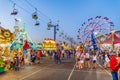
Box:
[68,37,73,48]
[14,18,21,36]
[47,20,59,41]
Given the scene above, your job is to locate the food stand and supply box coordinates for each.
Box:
[42,38,57,51]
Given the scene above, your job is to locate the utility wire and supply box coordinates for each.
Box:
[24,0,59,25]
[16,0,33,11]
[9,0,58,30]
[9,0,73,42]
[9,0,48,24]
[9,0,31,14]
[24,0,60,28]
[25,0,51,20]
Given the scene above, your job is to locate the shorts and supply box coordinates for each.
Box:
[77,59,80,61]
[80,60,84,63]
[93,60,96,63]
[78,60,84,63]
[86,58,90,61]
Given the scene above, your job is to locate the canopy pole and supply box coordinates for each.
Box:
[112,31,114,50]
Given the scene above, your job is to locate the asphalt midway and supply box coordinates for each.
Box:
[0,57,112,80]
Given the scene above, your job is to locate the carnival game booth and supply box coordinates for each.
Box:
[99,31,120,51]
[42,38,57,50]
[42,38,57,56]
[0,28,15,73]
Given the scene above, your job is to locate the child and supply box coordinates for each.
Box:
[92,53,97,69]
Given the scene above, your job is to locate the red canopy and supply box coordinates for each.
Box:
[23,41,30,49]
[100,32,120,44]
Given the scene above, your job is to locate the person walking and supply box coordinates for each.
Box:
[53,51,58,63]
[31,50,36,64]
[78,50,85,69]
[58,49,61,64]
[85,50,90,68]
[110,51,119,80]
[104,53,110,69]
[37,50,42,64]
[75,49,80,68]
[61,49,65,59]
[92,53,97,69]
[13,54,20,71]
[66,50,70,59]
[20,53,25,67]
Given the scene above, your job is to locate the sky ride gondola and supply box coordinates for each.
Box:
[35,20,40,26]
[32,8,40,26]
[11,3,18,15]
[32,12,38,20]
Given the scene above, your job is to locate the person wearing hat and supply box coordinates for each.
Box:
[109,51,119,80]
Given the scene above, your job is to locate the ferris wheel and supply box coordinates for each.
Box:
[77,16,114,44]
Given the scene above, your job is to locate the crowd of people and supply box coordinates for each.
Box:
[9,50,43,71]
[3,45,120,80]
[8,49,75,71]
[48,49,74,64]
[75,47,98,69]
[74,46,120,80]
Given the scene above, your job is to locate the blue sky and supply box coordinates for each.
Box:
[0,0,120,43]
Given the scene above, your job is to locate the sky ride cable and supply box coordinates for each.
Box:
[9,0,49,24]
[10,24,33,49]
[24,0,51,21]
[8,0,76,44]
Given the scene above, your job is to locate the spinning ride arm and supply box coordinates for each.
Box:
[9,33,22,48]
